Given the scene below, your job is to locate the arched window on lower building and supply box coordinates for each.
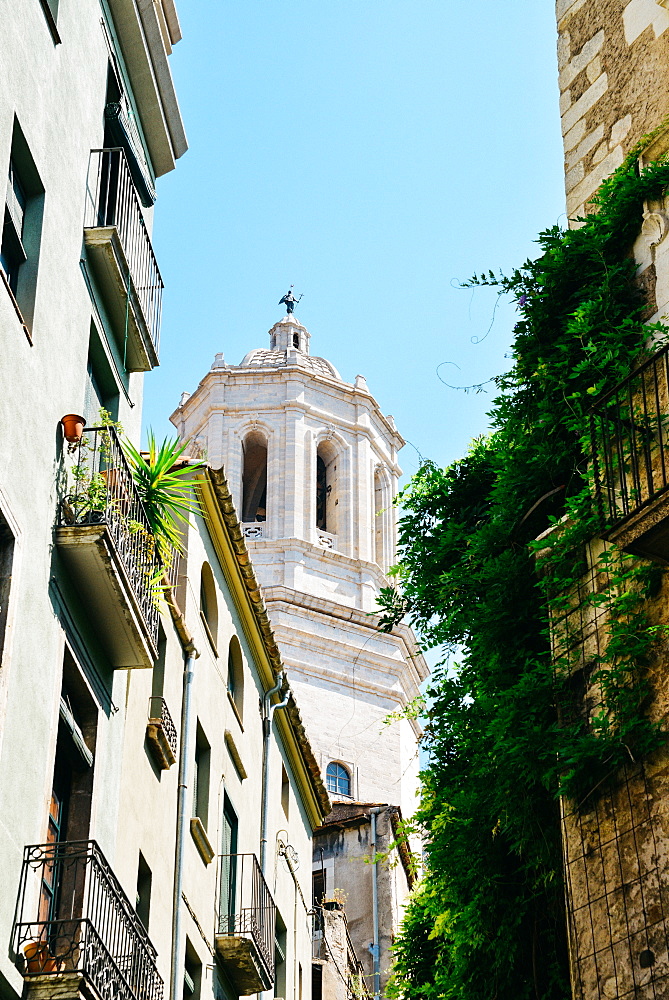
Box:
[242,432,268,523]
[200,563,218,654]
[326,761,351,797]
[227,635,244,721]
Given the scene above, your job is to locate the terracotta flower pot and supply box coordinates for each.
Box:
[61,414,86,444]
[323,899,344,911]
[23,941,60,974]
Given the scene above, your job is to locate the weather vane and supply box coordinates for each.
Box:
[279,285,303,315]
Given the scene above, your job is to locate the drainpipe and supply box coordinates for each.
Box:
[170,642,199,1000]
[369,807,381,1000]
[260,672,289,875]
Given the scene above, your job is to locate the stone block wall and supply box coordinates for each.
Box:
[547,534,669,999]
[557,0,669,219]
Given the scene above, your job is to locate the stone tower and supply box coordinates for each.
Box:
[171,312,428,816]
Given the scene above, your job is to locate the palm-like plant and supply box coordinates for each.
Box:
[122,433,204,563]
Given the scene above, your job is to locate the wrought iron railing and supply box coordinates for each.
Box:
[13,841,163,1000]
[218,853,275,982]
[590,343,669,528]
[84,148,163,352]
[148,696,178,758]
[59,425,161,649]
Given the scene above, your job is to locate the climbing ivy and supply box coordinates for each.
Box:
[383,154,669,999]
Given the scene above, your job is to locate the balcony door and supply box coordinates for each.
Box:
[219,796,238,934]
[38,754,71,927]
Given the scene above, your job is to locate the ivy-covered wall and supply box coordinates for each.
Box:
[382,154,669,1000]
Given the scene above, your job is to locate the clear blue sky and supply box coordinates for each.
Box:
[145,1,566,481]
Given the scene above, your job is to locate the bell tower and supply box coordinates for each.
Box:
[172,310,428,815]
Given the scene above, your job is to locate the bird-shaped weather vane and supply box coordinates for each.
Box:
[279,285,303,315]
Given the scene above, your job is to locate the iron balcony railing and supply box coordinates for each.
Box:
[84,148,163,352]
[13,840,163,1000]
[590,342,669,528]
[148,696,178,758]
[60,425,161,649]
[218,853,275,982]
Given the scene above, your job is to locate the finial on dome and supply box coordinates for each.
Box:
[278,285,303,315]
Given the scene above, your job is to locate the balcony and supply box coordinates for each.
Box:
[590,342,669,561]
[146,696,177,770]
[13,840,163,1000]
[84,149,163,372]
[215,854,275,995]
[56,426,161,667]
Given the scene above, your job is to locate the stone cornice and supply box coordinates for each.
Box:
[262,585,429,683]
[171,364,405,451]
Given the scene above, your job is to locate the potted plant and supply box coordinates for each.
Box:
[23,940,61,974]
[61,414,85,444]
[322,887,347,911]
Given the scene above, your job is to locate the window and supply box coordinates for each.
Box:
[40,649,98,926]
[200,563,218,654]
[193,723,211,830]
[242,432,268,523]
[281,764,289,819]
[219,795,238,934]
[38,0,61,43]
[312,869,326,907]
[274,916,287,1000]
[227,636,244,721]
[183,939,202,1000]
[136,853,152,930]
[316,441,338,535]
[0,119,45,329]
[83,324,120,427]
[152,628,167,699]
[1,161,26,295]
[326,762,351,797]
[312,964,322,1000]
[0,508,16,668]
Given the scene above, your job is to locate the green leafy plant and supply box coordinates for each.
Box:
[383,151,669,999]
[122,432,204,563]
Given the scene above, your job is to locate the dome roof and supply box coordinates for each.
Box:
[238,347,342,381]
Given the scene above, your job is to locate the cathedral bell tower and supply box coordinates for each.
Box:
[171,310,428,815]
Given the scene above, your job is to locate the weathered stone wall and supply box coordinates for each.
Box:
[557,0,669,219]
[547,534,669,999]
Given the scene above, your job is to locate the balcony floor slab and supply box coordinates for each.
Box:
[214,936,273,995]
[56,523,157,667]
[606,490,669,563]
[84,227,158,373]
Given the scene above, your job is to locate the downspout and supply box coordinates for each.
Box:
[170,641,200,1000]
[260,672,289,874]
[370,807,381,1000]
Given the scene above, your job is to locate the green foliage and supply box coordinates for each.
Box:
[122,432,204,562]
[384,157,669,999]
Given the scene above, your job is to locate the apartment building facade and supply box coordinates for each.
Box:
[0,8,330,1000]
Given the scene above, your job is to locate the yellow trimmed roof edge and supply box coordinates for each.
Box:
[198,465,332,823]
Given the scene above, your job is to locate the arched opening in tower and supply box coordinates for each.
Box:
[316,441,338,535]
[242,432,268,522]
